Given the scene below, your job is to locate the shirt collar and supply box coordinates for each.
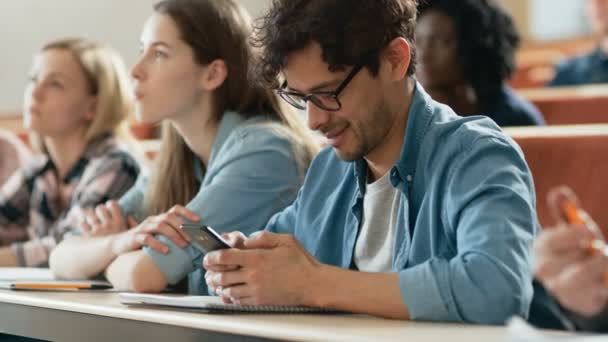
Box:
[354,81,434,192]
[208,111,248,167]
[41,133,115,184]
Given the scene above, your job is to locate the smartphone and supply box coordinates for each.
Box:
[180,223,231,254]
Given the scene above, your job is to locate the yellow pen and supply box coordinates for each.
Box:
[11,283,112,290]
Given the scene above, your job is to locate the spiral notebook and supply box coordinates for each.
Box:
[119,293,339,314]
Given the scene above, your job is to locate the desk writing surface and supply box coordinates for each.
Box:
[517,84,608,101]
[0,290,508,342]
[504,124,608,138]
[0,267,54,281]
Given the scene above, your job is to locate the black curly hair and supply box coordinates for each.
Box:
[417,0,520,105]
[251,0,418,89]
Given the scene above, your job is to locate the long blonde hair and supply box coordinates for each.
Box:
[145,0,320,215]
[30,38,135,153]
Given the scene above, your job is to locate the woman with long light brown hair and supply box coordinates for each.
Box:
[50,0,319,294]
[0,38,140,267]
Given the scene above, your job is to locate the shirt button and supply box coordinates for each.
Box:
[406,175,413,182]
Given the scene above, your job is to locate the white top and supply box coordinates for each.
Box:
[354,171,401,272]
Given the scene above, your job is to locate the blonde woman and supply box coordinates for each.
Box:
[50,0,319,294]
[0,39,141,267]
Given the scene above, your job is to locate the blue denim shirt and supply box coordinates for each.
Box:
[266,83,564,327]
[118,111,307,294]
[549,48,608,87]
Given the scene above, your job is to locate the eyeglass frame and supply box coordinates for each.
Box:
[277,62,366,112]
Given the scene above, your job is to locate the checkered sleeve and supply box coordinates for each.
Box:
[0,167,32,246]
[11,151,140,267]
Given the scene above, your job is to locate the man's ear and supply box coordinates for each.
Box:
[201,59,228,91]
[382,37,411,81]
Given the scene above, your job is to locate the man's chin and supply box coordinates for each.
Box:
[333,147,363,162]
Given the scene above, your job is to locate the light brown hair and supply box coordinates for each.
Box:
[145,0,320,215]
[31,38,135,153]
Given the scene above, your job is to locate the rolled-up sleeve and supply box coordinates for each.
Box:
[399,136,537,324]
[143,126,304,288]
[145,235,203,285]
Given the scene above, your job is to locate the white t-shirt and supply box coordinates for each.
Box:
[354,170,401,272]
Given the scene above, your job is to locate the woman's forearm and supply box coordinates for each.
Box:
[105,250,168,292]
[49,235,117,279]
[0,247,18,267]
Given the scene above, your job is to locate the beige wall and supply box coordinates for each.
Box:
[0,0,272,116]
[500,0,530,39]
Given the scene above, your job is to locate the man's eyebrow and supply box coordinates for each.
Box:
[285,78,342,93]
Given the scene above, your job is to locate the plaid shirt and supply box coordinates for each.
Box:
[0,129,32,185]
[0,134,140,266]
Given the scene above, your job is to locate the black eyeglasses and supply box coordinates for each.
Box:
[277,63,365,111]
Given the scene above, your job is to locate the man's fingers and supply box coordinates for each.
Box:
[207,270,247,288]
[203,262,240,272]
[534,249,588,280]
[243,231,282,249]
[221,285,253,303]
[204,249,262,269]
[548,254,608,315]
[222,232,247,248]
[535,227,595,256]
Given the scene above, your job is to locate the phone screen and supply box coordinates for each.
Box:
[180,224,231,254]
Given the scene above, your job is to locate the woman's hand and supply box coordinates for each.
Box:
[110,205,200,256]
[77,201,131,237]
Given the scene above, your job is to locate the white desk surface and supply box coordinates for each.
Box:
[0,290,510,342]
[504,123,608,138]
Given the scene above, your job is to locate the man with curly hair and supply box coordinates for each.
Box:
[416,0,545,127]
[549,0,608,86]
[204,0,565,328]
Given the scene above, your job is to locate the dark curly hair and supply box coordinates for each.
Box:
[418,0,520,104]
[251,0,418,89]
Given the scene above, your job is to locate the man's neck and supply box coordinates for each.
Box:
[364,79,414,183]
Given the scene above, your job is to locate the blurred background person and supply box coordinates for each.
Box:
[549,0,608,86]
[534,187,608,332]
[0,38,140,267]
[416,0,545,127]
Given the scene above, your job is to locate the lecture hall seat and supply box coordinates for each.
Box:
[508,125,608,236]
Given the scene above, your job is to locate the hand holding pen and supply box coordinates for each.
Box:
[534,186,608,316]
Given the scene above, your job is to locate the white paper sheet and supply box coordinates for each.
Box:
[508,317,606,342]
[0,267,55,281]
